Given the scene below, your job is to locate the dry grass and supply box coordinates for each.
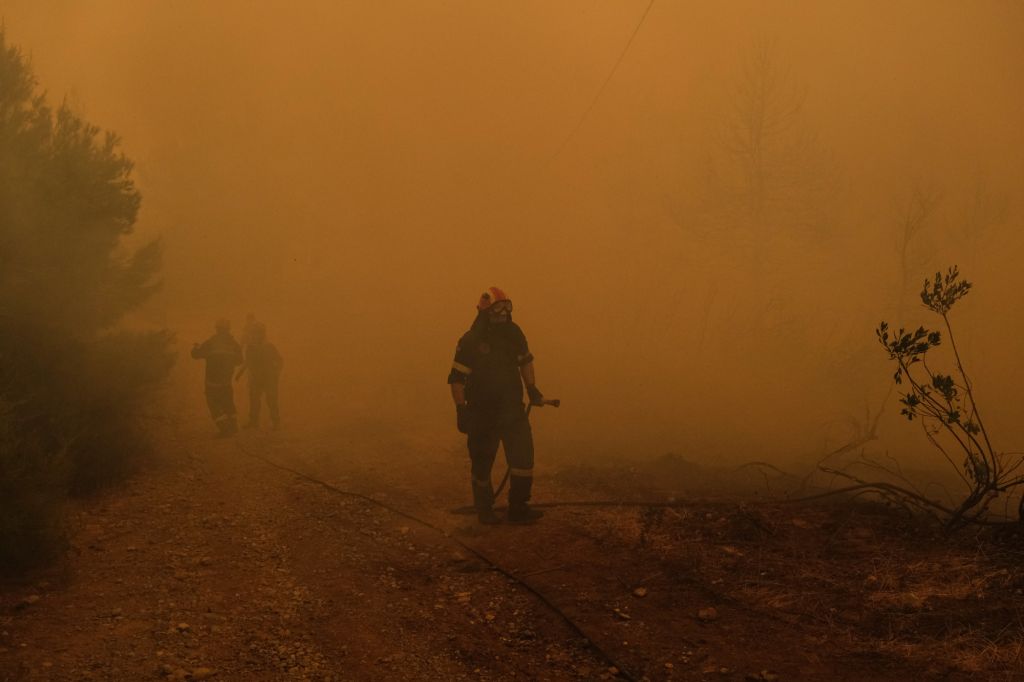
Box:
[547,457,1024,677]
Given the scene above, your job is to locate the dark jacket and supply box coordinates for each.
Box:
[191,332,243,387]
[245,341,283,384]
[448,314,533,410]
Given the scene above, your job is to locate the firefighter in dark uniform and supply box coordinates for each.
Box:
[191,318,243,437]
[448,287,546,524]
[236,322,283,429]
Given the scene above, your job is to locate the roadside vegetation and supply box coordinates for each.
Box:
[0,30,174,573]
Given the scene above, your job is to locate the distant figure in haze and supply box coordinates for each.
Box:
[237,311,260,383]
[191,319,244,437]
[448,287,546,525]
[241,312,259,350]
[236,322,283,430]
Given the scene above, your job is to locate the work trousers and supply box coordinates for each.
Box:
[205,383,237,434]
[248,378,280,427]
[468,407,535,510]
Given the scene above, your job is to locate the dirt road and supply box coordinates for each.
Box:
[2,415,1021,680]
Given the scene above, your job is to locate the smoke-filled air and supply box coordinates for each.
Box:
[2,2,1024,680]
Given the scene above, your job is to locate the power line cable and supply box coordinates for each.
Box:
[546,0,656,166]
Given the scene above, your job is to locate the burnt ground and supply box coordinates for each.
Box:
[3,414,1024,681]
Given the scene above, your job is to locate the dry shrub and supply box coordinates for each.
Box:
[63,330,176,494]
[0,402,68,572]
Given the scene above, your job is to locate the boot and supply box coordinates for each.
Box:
[508,473,541,524]
[472,478,500,525]
[508,503,544,524]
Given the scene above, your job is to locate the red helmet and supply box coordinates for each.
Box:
[477,286,511,311]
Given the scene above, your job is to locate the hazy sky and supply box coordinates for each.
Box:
[3,1,1022,464]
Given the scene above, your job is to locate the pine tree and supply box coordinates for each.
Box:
[0,30,174,569]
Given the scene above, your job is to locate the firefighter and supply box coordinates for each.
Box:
[448,287,546,524]
[191,319,243,437]
[236,322,283,429]
[240,312,260,355]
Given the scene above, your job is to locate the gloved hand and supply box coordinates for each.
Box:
[456,404,473,434]
[526,384,544,406]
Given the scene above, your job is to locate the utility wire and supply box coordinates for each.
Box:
[546,0,656,166]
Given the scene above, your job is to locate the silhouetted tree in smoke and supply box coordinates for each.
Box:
[664,40,839,381]
[892,182,941,318]
[705,38,837,237]
[0,30,174,570]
